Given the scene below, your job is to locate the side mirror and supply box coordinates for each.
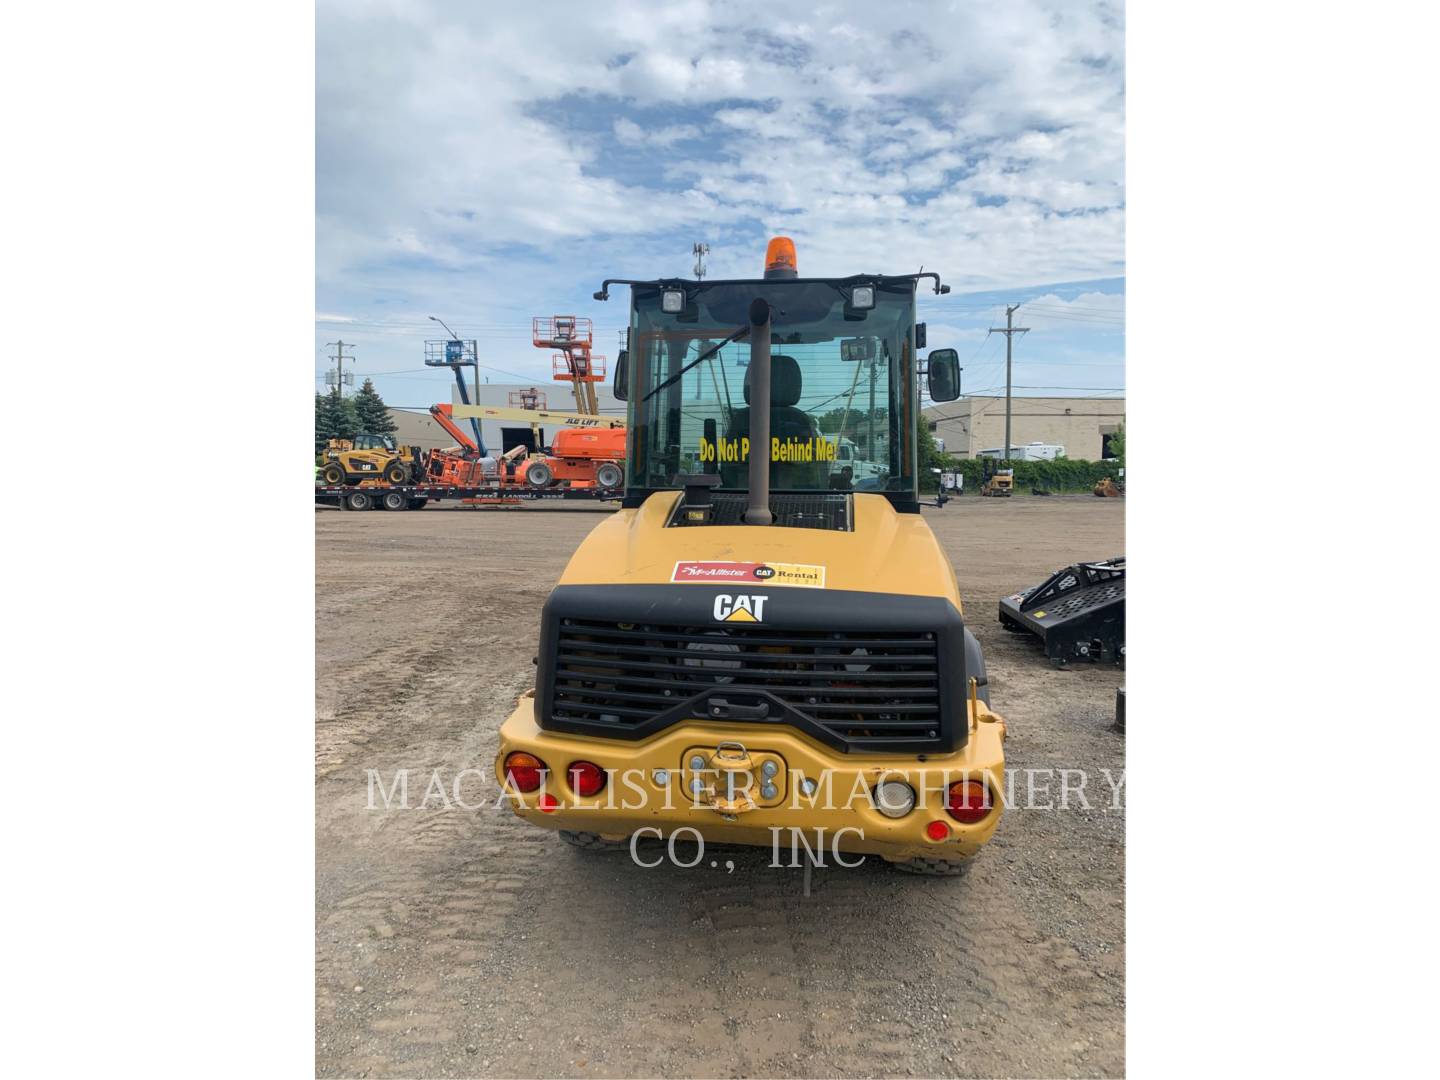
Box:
[927,348,960,402]
[613,349,628,401]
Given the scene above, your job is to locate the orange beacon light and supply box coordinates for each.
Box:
[764,236,798,279]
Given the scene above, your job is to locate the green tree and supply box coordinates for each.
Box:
[351,378,397,435]
[315,389,358,453]
[916,417,956,492]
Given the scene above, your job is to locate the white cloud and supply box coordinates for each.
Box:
[317,0,1125,302]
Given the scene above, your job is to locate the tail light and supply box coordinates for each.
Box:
[504,752,547,793]
[567,760,606,797]
[946,780,992,824]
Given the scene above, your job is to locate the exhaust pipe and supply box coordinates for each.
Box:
[744,298,773,526]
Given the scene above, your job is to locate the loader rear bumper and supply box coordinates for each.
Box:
[493,693,1006,863]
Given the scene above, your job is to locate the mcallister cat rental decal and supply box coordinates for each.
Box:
[672,561,827,588]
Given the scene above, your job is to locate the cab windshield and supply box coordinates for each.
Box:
[628,280,917,496]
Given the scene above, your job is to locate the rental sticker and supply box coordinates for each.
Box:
[671,561,826,588]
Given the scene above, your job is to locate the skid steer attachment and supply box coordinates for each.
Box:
[999,556,1125,665]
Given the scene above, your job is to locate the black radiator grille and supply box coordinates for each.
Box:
[667,492,852,532]
[551,618,942,749]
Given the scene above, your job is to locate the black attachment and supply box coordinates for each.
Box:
[998,556,1125,665]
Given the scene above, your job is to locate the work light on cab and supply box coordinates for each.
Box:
[946,780,992,825]
[567,760,607,797]
[503,751,547,793]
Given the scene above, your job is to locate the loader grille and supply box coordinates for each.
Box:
[667,492,852,532]
[548,618,944,751]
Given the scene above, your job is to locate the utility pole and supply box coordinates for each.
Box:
[987,306,1029,461]
[326,340,355,396]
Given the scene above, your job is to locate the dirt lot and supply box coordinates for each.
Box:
[316,495,1125,1078]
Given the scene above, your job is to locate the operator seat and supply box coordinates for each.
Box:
[721,354,826,489]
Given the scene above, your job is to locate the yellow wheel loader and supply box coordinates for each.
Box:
[494,238,1006,876]
[319,433,422,486]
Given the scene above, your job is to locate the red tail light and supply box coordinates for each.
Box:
[567,760,606,797]
[504,751,547,793]
[946,780,992,824]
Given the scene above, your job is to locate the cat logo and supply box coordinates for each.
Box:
[713,594,768,623]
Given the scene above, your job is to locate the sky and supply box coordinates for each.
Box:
[315,0,1124,411]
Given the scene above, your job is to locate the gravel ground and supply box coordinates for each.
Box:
[316,494,1125,1078]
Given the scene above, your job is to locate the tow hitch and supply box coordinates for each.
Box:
[682,741,787,820]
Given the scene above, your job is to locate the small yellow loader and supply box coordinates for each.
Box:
[318,433,422,486]
[493,238,1006,877]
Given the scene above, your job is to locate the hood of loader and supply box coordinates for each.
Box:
[558,492,964,609]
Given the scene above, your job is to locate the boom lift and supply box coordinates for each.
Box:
[535,316,606,416]
[449,402,626,491]
[493,238,1006,876]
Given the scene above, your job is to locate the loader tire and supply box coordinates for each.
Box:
[381,490,408,511]
[383,461,408,485]
[558,830,629,852]
[320,462,346,485]
[344,491,373,512]
[892,856,973,877]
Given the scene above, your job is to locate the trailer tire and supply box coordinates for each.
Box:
[407,498,428,510]
[526,461,553,488]
[383,461,408,484]
[381,491,408,511]
[345,491,373,512]
[558,830,629,851]
[892,856,973,877]
[595,462,623,489]
[321,462,346,485]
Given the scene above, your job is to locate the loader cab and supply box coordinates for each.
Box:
[600,249,954,515]
[351,434,398,453]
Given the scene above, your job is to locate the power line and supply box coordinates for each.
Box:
[324,340,355,395]
[987,305,1030,462]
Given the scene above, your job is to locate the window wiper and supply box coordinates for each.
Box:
[641,324,750,403]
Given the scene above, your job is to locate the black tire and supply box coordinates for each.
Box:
[345,491,373,512]
[383,461,408,484]
[892,855,973,877]
[407,498,428,510]
[962,627,991,707]
[595,462,623,489]
[321,462,346,485]
[558,830,629,851]
[526,460,553,488]
[381,490,408,511]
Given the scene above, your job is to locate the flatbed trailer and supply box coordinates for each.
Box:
[314,483,622,511]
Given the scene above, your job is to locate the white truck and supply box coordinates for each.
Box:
[978,441,1066,461]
